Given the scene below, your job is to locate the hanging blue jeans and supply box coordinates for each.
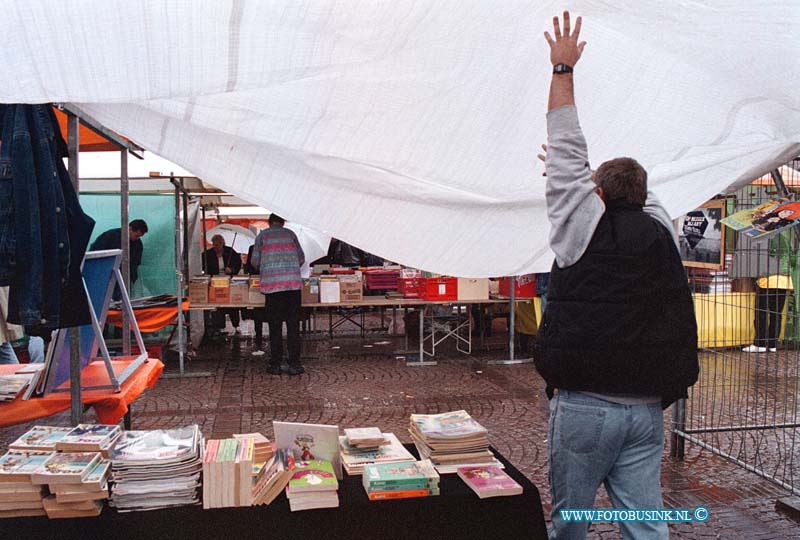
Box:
[0,342,18,364]
[548,390,668,540]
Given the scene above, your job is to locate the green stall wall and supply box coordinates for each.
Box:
[81,194,176,298]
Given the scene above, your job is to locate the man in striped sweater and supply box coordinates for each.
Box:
[250,214,306,375]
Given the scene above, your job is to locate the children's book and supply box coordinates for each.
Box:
[287,460,338,493]
[273,421,342,479]
[409,410,488,440]
[457,465,523,498]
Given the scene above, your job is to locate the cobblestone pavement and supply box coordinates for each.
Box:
[2,324,799,538]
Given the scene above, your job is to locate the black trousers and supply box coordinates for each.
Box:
[754,287,788,348]
[265,290,302,367]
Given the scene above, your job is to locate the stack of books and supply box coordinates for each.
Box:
[109,425,203,512]
[55,424,122,458]
[285,459,339,511]
[0,363,45,401]
[31,453,105,518]
[251,449,295,506]
[362,459,440,501]
[343,427,387,449]
[233,432,274,464]
[0,450,51,518]
[203,437,256,508]
[47,460,111,506]
[409,410,502,473]
[339,432,416,475]
[457,465,523,499]
[9,426,73,452]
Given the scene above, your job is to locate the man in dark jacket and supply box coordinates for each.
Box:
[534,12,698,540]
[203,234,242,336]
[90,219,148,299]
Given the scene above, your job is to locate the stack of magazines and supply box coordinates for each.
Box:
[0,364,45,402]
[339,432,416,475]
[109,425,203,512]
[409,410,502,473]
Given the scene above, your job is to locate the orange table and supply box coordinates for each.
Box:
[106,301,190,333]
[0,358,163,428]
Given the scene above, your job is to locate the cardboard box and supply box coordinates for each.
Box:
[457,278,489,301]
[230,277,250,304]
[319,277,341,304]
[339,277,363,303]
[248,287,264,305]
[302,277,320,304]
[188,276,210,304]
[209,276,231,304]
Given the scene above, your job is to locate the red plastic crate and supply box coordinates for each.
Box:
[423,277,458,301]
[398,278,425,299]
[364,270,400,291]
[329,267,356,275]
[498,276,536,298]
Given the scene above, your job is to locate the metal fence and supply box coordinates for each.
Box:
[671,160,800,497]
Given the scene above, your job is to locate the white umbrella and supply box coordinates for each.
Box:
[284,222,331,278]
[206,223,255,254]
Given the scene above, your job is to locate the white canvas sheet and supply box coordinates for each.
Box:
[1,1,798,276]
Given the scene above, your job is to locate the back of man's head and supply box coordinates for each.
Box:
[595,157,647,206]
[268,214,285,227]
[129,219,149,234]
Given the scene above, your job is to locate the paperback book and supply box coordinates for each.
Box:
[274,421,342,479]
[457,465,523,498]
[30,452,102,484]
[9,426,72,452]
[55,424,122,452]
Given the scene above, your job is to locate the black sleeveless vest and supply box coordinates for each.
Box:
[533,201,699,407]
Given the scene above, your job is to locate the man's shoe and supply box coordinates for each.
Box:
[284,365,305,376]
[266,364,282,375]
[742,345,767,353]
[769,347,778,353]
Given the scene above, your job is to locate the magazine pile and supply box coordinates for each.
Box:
[0,363,45,402]
[109,425,203,512]
[339,431,416,475]
[362,459,439,501]
[409,410,502,473]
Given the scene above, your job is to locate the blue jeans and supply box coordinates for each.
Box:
[548,390,667,540]
[28,336,45,363]
[0,342,18,364]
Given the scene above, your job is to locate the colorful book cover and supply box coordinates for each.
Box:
[367,488,432,501]
[363,459,439,489]
[34,452,101,480]
[722,196,800,241]
[288,460,338,493]
[339,433,415,465]
[83,460,111,485]
[0,451,53,480]
[9,426,72,451]
[457,466,523,498]
[273,421,342,479]
[57,424,121,446]
[410,411,488,439]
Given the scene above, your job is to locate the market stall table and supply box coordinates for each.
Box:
[0,358,163,428]
[2,444,546,540]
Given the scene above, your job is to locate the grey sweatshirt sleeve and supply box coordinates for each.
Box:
[545,106,605,268]
[643,190,678,247]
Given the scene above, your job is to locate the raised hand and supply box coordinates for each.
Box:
[544,11,586,67]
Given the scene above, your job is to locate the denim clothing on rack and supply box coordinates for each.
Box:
[0,342,18,364]
[0,104,94,330]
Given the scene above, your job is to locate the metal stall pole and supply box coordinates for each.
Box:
[489,276,534,365]
[201,205,208,273]
[66,112,82,425]
[180,179,191,340]
[670,398,687,459]
[121,149,131,356]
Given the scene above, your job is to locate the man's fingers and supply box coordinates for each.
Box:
[541,144,547,152]
[537,154,546,162]
[552,16,561,39]
[578,42,587,55]
[563,11,570,37]
[544,31,555,46]
[573,15,582,40]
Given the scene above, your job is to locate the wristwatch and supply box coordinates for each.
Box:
[553,63,573,74]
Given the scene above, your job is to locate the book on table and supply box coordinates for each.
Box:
[252,449,295,506]
[0,375,31,402]
[343,427,387,449]
[286,459,339,512]
[51,460,110,503]
[0,450,55,483]
[273,421,342,479]
[339,432,416,475]
[55,424,122,453]
[362,459,439,500]
[9,426,72,452]
[457,465,523,498]
[30,452,102,485]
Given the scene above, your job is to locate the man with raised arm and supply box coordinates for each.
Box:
[533,11,699,540]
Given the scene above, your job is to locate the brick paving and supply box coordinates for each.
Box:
[2,321,799,538]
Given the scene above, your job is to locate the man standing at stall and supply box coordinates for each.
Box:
[90,219,149,299]
[250,214,305,376]
[534,12,698,540]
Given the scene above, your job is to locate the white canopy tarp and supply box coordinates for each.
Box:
[2,1,798,276]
